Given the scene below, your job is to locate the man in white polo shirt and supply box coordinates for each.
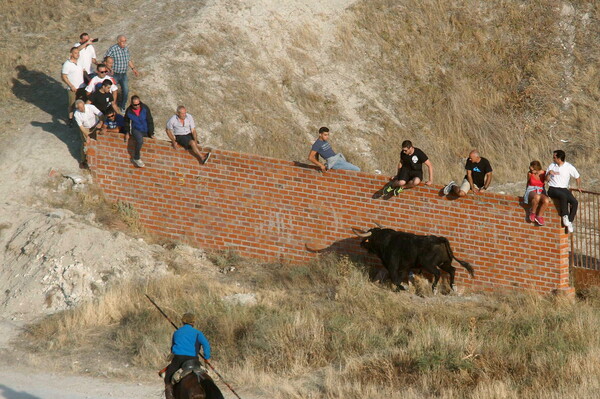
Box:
[85,63,118,95]
[165,105,210,165]
[74,99,105,167]
[546,149,582,233]
[61,47,86,127]
[73,33,98,79]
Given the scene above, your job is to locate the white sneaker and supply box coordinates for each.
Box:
[443,181,456,195]
[562,215,571,227]
[132,158,145,168]
[567,224,574,234]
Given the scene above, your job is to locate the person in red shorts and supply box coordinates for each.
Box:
[524,160,550,226]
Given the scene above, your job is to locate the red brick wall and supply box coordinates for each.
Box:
[87,133,572,294]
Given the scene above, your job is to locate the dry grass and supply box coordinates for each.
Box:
[3,0,598,187]
[131,0,600,187]
[20,253,600,397]
[45,176,145,235]
[0,0,111,99]
[339,0,600,183]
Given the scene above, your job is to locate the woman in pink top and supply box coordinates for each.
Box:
[524,160,550,226]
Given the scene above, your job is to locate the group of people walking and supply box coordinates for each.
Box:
[61,33,210,168]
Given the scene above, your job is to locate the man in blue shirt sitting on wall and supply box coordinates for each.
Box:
[308,126,360,172]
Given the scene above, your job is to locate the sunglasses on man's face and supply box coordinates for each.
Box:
[132,103,140,108]
[98,70,107,74]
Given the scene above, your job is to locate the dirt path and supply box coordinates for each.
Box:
[0,368,161,399]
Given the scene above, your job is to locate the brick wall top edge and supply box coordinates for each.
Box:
[91,133,525,203]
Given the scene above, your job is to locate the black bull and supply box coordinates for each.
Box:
[352,227,475,293]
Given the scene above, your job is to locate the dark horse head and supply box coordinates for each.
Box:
[174,373,224,399]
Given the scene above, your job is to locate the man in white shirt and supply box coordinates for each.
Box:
[165,105,210,165]
[61,47,86,127]
[74,99,105,167]
[546,149,582,233]
[85,64,119,110]
[73,33,97,77]
[85,64,118,93]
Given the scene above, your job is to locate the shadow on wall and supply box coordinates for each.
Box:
[0,384,41,399]
[12,65,81,162]
[305,235,384,280]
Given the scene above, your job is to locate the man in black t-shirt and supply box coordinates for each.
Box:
[443,150,493,197]
[86,79,116,114]
[384,140,434,195]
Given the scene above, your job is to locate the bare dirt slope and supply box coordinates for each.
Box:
[0,0,598,397]
[2,1,363,397]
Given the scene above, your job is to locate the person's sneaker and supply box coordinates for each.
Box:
[384,184,394,193]
[393,187,403,196]
[562,215,571,227]
[529,212,536,223]
[567,224,574,233]
[132,158,145,168]
[534,216,545,226]
[443,181,456,195]
[201,152,211,165]
[120,107,126,114]
[68,118,74,128]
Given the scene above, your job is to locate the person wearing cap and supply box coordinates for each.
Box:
[163,312,211,399]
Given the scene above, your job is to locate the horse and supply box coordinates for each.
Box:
[173,371,225,399]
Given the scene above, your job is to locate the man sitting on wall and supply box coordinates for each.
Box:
[443,150,493,197]
[165,105,210,165]
[308,126,360,172]
[103,109,126,134]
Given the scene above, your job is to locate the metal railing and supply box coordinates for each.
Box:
[570,189,600,270]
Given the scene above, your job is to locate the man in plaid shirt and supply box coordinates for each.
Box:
[104,35,139,113]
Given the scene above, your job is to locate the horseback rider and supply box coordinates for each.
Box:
[164,312,211,399]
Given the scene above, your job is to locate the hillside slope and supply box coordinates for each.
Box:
[0,2,598,397]
[1,0,598,186]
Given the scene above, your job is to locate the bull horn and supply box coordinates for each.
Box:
[374,222,385,229]
[305,243,328,252]
[351,227,372,238]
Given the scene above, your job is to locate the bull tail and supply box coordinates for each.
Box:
[443,239,475,277]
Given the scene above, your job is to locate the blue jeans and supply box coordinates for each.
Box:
[113,72,129,110]
[131,128,148,160]
[326,153,360,171]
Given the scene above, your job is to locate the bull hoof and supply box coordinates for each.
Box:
[395,284,408,292]
[432,286,438,295]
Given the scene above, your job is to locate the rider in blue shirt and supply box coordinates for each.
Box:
[164,313,211,399]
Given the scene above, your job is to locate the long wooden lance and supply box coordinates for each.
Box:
[145,294,243,399]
